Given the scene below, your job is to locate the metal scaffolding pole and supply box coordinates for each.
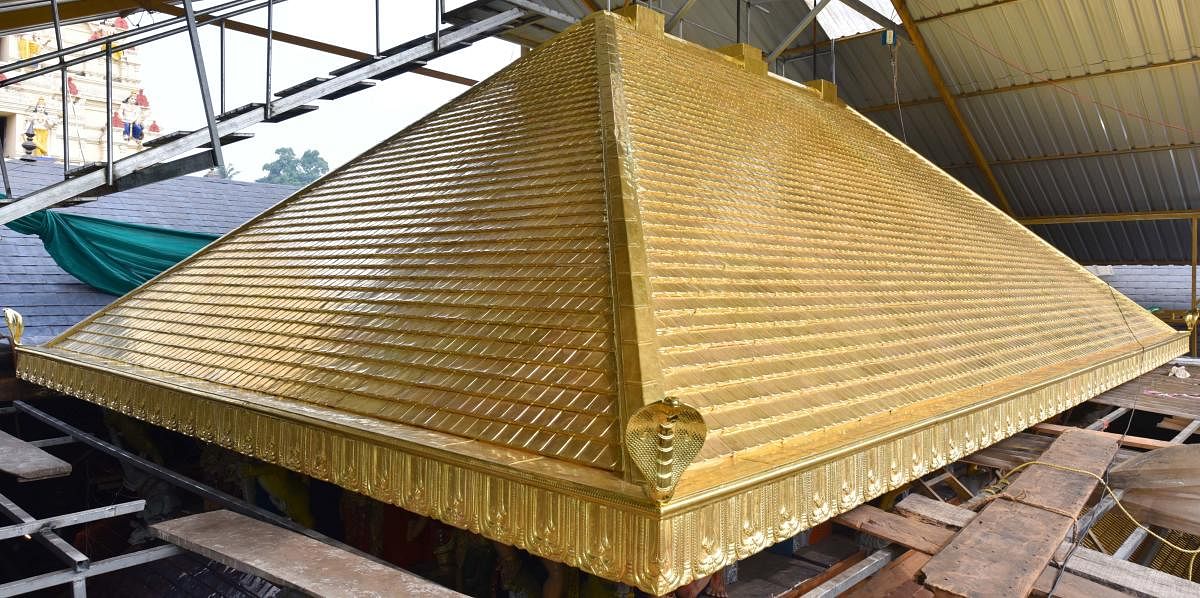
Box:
[767,0,833,63]
[1192,216,1197,356]
[0,122,11,198]
[265,0,274,119]
[105,46,113,186]
[182,0,225,171]
[49,0,69,173]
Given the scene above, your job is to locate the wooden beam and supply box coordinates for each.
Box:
[845,497,1122,598]
[913,0,1023,24]
[891,0,1012,215]
[145,2,477,87]
[920,429,1118,597]
[0,0,145,36]
[1030,423,1172,451]
[895,495,1189,598]
[836,505,953,554]
[1018,208,1200,226]
[580,0,601,13]
[857,57,1200,114]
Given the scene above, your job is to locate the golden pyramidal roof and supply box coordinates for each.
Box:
[14,7,1185,593]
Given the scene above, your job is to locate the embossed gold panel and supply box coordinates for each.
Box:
[15,7,1185,595]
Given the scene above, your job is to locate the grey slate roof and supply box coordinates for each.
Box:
[2,158,295,346]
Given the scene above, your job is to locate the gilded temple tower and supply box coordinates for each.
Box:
[0,18,160,163]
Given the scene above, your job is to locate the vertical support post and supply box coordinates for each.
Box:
[219,21,227,114]
[1191,216,1197,356]
[810,10,817,79]
[374,0,381,56]
[182,0,225,171]
[891,0,1013,215]
[50,0,69,173]
[736,0,748,44]
[434,0,443,52]
[0,118,12,199]
[265,0,274,119]
[105,46,113,186]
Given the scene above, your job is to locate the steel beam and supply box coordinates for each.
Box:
[0,7,526,225]
[891,0,1012,215]
[183,0,225,170]
[736,0,749,44]
[0,545,183,597]
[50,0,70,173]
[0,491,89,573]
[664,0,697,32]
[0,122,11,198]
[0,500,146,542]
[800,545,906,597]
[1,0,264,79]
[767,0,834,63]
[1018,209,1200,226]
[0,0,147,37]
[28,435,76,448]
[838,0,908,40]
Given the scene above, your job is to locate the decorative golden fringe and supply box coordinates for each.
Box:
[17,332,1184,594]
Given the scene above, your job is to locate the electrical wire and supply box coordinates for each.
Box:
[1046,282,1149,596]
[891,42,907,144]
[999,460,1200,583]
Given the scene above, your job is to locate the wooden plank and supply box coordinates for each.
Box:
[1055,546,1200,598]
[151,510,460,597]
[726,551,827,598]
[894,494,974,529]
[0,429,71,481]
[895,470,1177,598]
[1029,564,1134,598]
[920,429,1118,597]
[841,550,931,598]
[1031,423,1171,451]
[835,506,953,554]
[838,504,1122,598]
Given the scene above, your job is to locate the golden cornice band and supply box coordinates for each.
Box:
[16,332,1184,594]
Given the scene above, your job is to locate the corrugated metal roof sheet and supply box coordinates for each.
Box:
[416,2,1200,264]
[805,0,899,39]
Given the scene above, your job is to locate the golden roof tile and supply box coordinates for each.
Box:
[13,6,1186,594]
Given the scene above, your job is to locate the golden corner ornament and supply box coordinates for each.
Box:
[13,6,1186,594]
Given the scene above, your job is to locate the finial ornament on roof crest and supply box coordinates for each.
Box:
[625,397,706,504]
[3,308,24,347]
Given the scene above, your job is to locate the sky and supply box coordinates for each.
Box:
[136,0,520,181]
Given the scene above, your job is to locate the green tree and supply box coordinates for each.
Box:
[205,163,239,179]
[256,147,329,186]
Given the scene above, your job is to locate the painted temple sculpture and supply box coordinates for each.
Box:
[10,7,1186,595]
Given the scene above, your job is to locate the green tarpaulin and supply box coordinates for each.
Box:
[6,210,218,296]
